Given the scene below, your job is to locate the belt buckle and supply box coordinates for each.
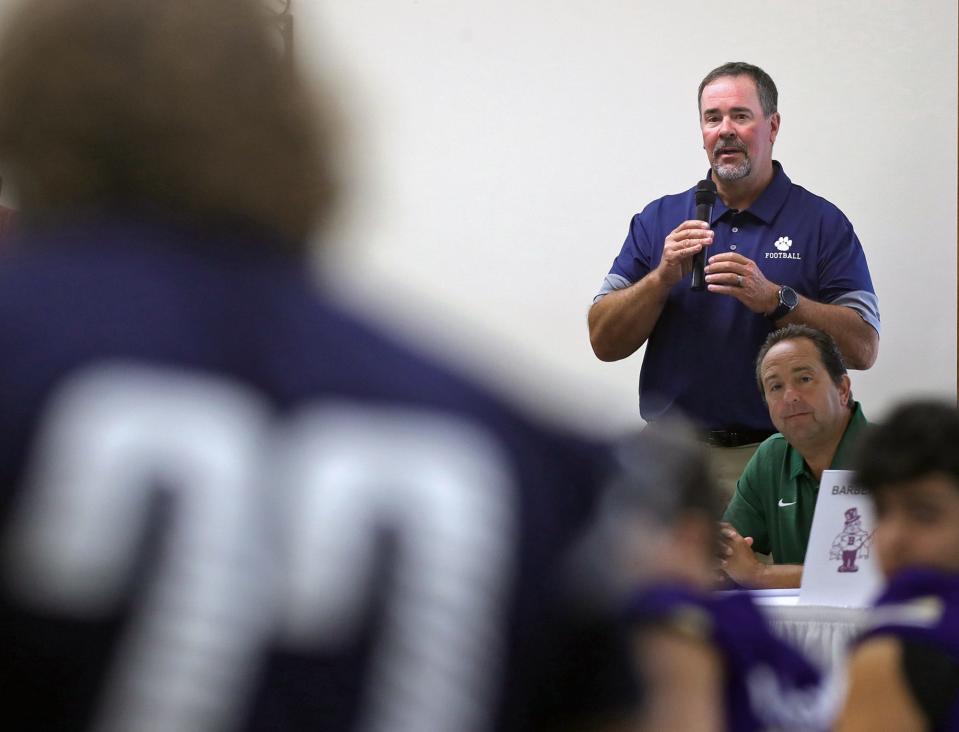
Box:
[721,430,740,448]
[705,429,758,448]
[704,429,731,448]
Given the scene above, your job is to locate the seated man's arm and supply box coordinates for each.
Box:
[719,523,802,589]
[721,464,803,589]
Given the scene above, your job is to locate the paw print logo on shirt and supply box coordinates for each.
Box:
[774,236,793,251]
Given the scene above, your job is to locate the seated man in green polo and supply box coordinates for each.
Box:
[719,324,868,589]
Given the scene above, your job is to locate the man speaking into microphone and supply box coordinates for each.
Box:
[588,62,880,500]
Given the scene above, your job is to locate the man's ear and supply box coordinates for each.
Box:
[769,111,781,144]
[838,374,851,406]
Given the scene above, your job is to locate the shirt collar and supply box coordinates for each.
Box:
[831,401,869,465]
[707,160,790,225]
[786,401,867,481]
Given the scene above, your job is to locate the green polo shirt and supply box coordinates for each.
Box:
[721,402,868,564]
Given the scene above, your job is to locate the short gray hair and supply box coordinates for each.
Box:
[698,61,778,118]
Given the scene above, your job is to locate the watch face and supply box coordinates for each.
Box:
[782,286,799,308]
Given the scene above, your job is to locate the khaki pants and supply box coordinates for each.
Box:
[708,442,762,513]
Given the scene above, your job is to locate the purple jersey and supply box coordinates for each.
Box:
[628,583,830,731]
[0,215,630,732]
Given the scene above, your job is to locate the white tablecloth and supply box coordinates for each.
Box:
[752,591,869,674]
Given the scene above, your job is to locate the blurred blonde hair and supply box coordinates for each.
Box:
[0,0,338,250]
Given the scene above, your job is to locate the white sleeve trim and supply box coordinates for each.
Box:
[592,273,634,304]
[827,290,881,334]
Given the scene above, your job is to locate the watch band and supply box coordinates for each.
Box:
[768,286,798,321]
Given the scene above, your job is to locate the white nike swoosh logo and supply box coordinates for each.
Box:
[778,499,797,507]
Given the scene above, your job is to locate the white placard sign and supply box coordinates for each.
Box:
[799,470,884,607]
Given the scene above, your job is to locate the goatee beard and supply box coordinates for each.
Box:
[713,156,751,181]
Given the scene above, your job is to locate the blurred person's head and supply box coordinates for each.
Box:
[854,400,959,578]
[601,420,722,589]
[0,0,338,251]
[755,324,852,449]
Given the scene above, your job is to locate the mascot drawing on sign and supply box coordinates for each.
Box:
[829,507,873,573]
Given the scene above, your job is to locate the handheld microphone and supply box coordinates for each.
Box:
[690,178,717,291]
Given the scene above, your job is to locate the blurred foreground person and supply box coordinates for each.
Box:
[0,1,637,731]
[593,424,834,731]
[837,401,959,731]
[602,424,833,732]
[0,177,14,237]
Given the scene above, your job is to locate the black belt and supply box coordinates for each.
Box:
[701,429,774,448]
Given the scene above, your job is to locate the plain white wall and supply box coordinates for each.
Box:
[1,1,943,434]
[298,0,957,435]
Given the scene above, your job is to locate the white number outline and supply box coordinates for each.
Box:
[2,364,517,732]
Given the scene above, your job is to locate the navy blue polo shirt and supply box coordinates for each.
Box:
[595,162,879,431]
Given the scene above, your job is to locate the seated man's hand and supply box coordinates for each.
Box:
[717,522,763,587]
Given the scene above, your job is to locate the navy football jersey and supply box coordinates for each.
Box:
[0,215,631,732]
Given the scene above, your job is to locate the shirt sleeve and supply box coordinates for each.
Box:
[817,207,881,333]
[593,213,654,302]
[721,455,771,556]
